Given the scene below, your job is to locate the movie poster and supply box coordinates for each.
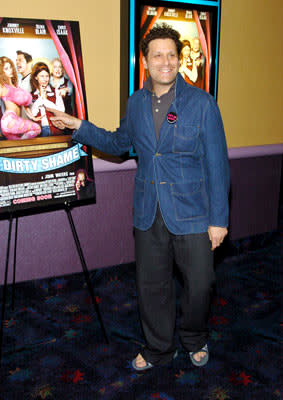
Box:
[139,6,212,93]
[0,17,95,214]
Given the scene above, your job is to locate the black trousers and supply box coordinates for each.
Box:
[135,206,215,365]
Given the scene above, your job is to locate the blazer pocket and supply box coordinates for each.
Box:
[173,125,199,154]
[170,180,208,221]
[133,177,145,218]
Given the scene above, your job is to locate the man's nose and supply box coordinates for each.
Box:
[162,55,170,65]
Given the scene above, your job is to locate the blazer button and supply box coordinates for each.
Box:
[150,180,154,184]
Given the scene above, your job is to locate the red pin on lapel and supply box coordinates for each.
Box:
[167,112,177,124]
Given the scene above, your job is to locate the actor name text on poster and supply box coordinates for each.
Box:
[2,23,24,34]
[35,24,46,35]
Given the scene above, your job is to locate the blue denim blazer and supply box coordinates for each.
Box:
[73,73,230,234]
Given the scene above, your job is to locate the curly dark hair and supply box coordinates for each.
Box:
[140,23,182,58]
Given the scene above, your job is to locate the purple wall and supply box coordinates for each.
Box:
[0,162,136,284]
[0,154,282,284]
[229,155,282,239]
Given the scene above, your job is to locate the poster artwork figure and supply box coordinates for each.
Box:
[179,40,197,85]
[50,58,74,115]
[30,62,65,137]
[0,56,41,140]
[16,50,32,92]
[190,37,205,89]
[75,169,95,200]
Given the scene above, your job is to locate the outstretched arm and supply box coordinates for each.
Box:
[47,108,82,130]
[24,106,42,122]
[48,102,133,156]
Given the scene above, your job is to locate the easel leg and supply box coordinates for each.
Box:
[12,217,18,311]
[65,206,109,344]
[0,214,13,364]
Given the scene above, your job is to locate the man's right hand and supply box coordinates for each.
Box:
[47,108,82,131]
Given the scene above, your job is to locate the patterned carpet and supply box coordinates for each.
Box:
[0,231,282,400]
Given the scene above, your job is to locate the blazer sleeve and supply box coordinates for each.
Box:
[72,98,133,156]
[202,95,230,227]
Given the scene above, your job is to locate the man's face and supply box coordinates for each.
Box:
[192,39,200,52]
[52,60,63,78]
[77,173,86,187]
[142,38,180,95]
[182,45,191,58]
[16,54,30,76]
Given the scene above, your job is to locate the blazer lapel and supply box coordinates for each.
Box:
[156,102,176,149]
[141,91,157,149]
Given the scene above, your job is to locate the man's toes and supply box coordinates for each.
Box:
[193,351,206,362]
[135,353,147,368]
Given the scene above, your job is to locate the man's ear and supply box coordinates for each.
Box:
[142,55,148,70]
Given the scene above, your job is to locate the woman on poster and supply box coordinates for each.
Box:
[0,56,41,140]
[179,40,197,86]
[31,62,65,137]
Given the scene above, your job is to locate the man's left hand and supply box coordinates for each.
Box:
[208,226,228,250]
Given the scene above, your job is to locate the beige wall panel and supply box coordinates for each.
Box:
[218,0,283,147]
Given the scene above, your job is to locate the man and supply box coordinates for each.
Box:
[16,51,33,120]
[16,50,33,92]
[49,24,230,370]
[75,169,95,200]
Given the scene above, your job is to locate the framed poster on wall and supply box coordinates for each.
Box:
[0,17,95,215]
[129,0,222,99]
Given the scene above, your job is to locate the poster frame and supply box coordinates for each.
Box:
[129,0,222,99]
[0,16,96,217]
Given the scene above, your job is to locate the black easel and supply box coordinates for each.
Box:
[0,214,13,363]
[0,208,109,364]
[64,203,109,344]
